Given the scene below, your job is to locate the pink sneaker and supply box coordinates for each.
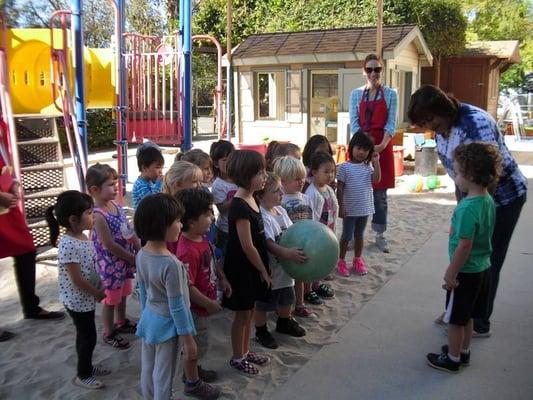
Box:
[337,259,350,277]
[353,257,368,275]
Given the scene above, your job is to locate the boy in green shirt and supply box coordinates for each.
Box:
[427,142,501,373]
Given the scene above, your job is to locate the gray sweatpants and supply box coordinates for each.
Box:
[141,337,179,400]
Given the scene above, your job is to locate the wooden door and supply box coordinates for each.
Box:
[447,63,486,109]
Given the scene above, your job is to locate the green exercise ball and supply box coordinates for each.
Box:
[279,220,340,282]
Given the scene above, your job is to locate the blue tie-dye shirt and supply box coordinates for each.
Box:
[436,103,527,207]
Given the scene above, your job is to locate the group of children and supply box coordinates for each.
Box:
[44,130,502,398]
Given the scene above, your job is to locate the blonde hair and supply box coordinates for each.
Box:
[255,171,281,199]
[163,161,203,195]
[272,155,306,181]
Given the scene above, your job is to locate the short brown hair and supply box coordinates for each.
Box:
[364,53,381,66]
[86,163,118,188]
[226,150,266,189]
[454,142,502,188]
[407,85,460,126]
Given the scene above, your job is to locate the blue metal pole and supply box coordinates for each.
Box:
[180,0,192,151]
[71,0,88,189]
[116,0,128,198]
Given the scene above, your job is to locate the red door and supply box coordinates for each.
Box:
[447,63,486,109]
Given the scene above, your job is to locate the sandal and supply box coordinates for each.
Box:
[304,290,324,305]
[294,305,312,317]
[115,318,137,334]
[245,351,270,366]
[229,358,259,376]
[314,283,334,299]
[103,331,130,349]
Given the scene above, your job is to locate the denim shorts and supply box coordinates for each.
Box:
[255,286,295,312]
[340,215,369,242]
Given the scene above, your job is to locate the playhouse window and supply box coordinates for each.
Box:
[255,71,285,120]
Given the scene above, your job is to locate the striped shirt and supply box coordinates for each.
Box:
[132,177,162,209]
[337,161,375,217]
[349,85,398,136]
[436,103,527,206]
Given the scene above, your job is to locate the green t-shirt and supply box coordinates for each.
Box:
[448,195,495,273]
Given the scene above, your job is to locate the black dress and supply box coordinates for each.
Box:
[222,197,270,311]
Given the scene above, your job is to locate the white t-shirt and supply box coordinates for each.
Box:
[261,206,295,290]
[281,192,315,222]
[58,235,100,312]
[336,161,375,217]
[211,177,238,233]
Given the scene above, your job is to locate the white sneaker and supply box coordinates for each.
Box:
[376,234,390,253]
[73,376,104,390]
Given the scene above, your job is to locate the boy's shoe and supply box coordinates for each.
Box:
[229,358,259,376]
[114,319,137,334]
[184,379,220,400]
[441,345,470,365]
[255,328,278,349]
[103,331,130,350]
[353,257,368,275]
[294,305,312,317]
[73,376,105,390]
[337,259,350,277]
[472,329,492,338]
[198,365,217,383]
[276,317,306,337]
[376,234,390,253]
[91,365,112,376]
[314,283,334,298]
[304,290,324,305]
[426,352,461,373]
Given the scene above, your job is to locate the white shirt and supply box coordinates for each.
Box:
[337,161,375,217]
[305,182,339,231]
[211,177,238,233]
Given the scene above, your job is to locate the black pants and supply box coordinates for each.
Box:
[67,308,97,379]
[13,251,41,317]
[474,193,527,332]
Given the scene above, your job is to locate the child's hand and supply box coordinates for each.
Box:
[372,152,380,162]
[95,291,106,302]
[339,207,346,218]
[261,270,272,289]
[443,271,459,290]
[182,336,198,361]
[285,248,307,263]
[220,278,232,298]
[205,299,223,315]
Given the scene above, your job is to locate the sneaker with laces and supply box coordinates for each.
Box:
[73,376,105,390]
[255,327,278,349]
[353,257,368,275]
[441,345,470,365]
[304,290,324,305]
[184,379,220,400]
[276,317,306,337]
[376,234,390,253]
[103,331,130,349]
[337,259,350,277]
[426,352,461,373]
[91,365,111,376]
[229,358,259,376]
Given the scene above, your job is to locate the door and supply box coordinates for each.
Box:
[447,63,486,109]
[310,71,339,142]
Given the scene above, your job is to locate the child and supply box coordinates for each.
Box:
[209,140,237,256]
[254,172,307,349]
[163,160,203,196]
[302,134,334,170]
[175,188,232,382]
[265,141,301,171]
[132,145,165,209]
[176,149,213,191]
[336,133,381,277]
[221,150,272,376]
[134,193,220,399]
[45,190,109,390]
[87,163,140,349]
[426,143,500,373]
[273,156,334,316]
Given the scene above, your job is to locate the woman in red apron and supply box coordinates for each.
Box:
[349,54,398,253]
[0,130,64,341]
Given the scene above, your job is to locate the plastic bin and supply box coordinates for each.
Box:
[236,143,267,155]
[393,145,404,176]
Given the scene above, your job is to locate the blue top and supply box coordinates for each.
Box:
[436,103,527,207]
[349,86,398,136]
[132,177,162,209]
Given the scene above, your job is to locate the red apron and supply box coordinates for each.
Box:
[0,147,35,258]
[359,86,395,189]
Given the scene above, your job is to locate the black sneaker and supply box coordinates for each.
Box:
[255,328,278,349]
[441,345,470,365]
[304,290,324,305]
[426,352,461,373]
[276,317,306,337]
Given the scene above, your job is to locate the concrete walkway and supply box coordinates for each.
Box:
[271,183,533,400]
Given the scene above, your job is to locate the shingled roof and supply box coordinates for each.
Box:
[229,24,432,66]
[462,41,521,64]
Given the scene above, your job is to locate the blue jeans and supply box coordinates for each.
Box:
[474,193,526,332]
[372,189,388,234]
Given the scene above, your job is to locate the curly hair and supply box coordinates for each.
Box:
[453,142,502,188]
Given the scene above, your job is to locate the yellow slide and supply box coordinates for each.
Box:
[6,29,115,115]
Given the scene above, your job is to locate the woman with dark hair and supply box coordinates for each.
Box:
[408,84,527,337]
[349,54,398,253]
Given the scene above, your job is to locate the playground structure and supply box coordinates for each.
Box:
[0,1,225,251]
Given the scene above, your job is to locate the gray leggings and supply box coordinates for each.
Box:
[141,337,179,400]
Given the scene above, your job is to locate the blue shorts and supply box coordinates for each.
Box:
[340,215,369,242]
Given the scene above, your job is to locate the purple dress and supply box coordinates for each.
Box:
[91,201,135,290]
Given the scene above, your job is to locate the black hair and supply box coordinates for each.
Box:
[226,150,266,189]
[302,135,333,167]
[134,193,184,241]
[209,140,235,176]
[348,131,374,163]
[86,163,118,188]
[175,148,211,167]
[407,84,460,126]
[309,151,336,172]
[454,142,502,189]
[174,188,214,232]
[45,190,93,246]
[137,146,164,171]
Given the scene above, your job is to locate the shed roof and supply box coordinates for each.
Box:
[463,41,521,64]
[227,24,433,67]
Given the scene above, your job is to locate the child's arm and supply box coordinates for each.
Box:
[65,264,106,301]
[266,238,307,263]
[137,280,147,310]
[371,153,381,183]
[336,180,345,218]
[235,219,272,287]
[93,213,136,264]
[215,262,232,298]
[215,198,232,214]
[444,238,473,289]
[189,286,223,315]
